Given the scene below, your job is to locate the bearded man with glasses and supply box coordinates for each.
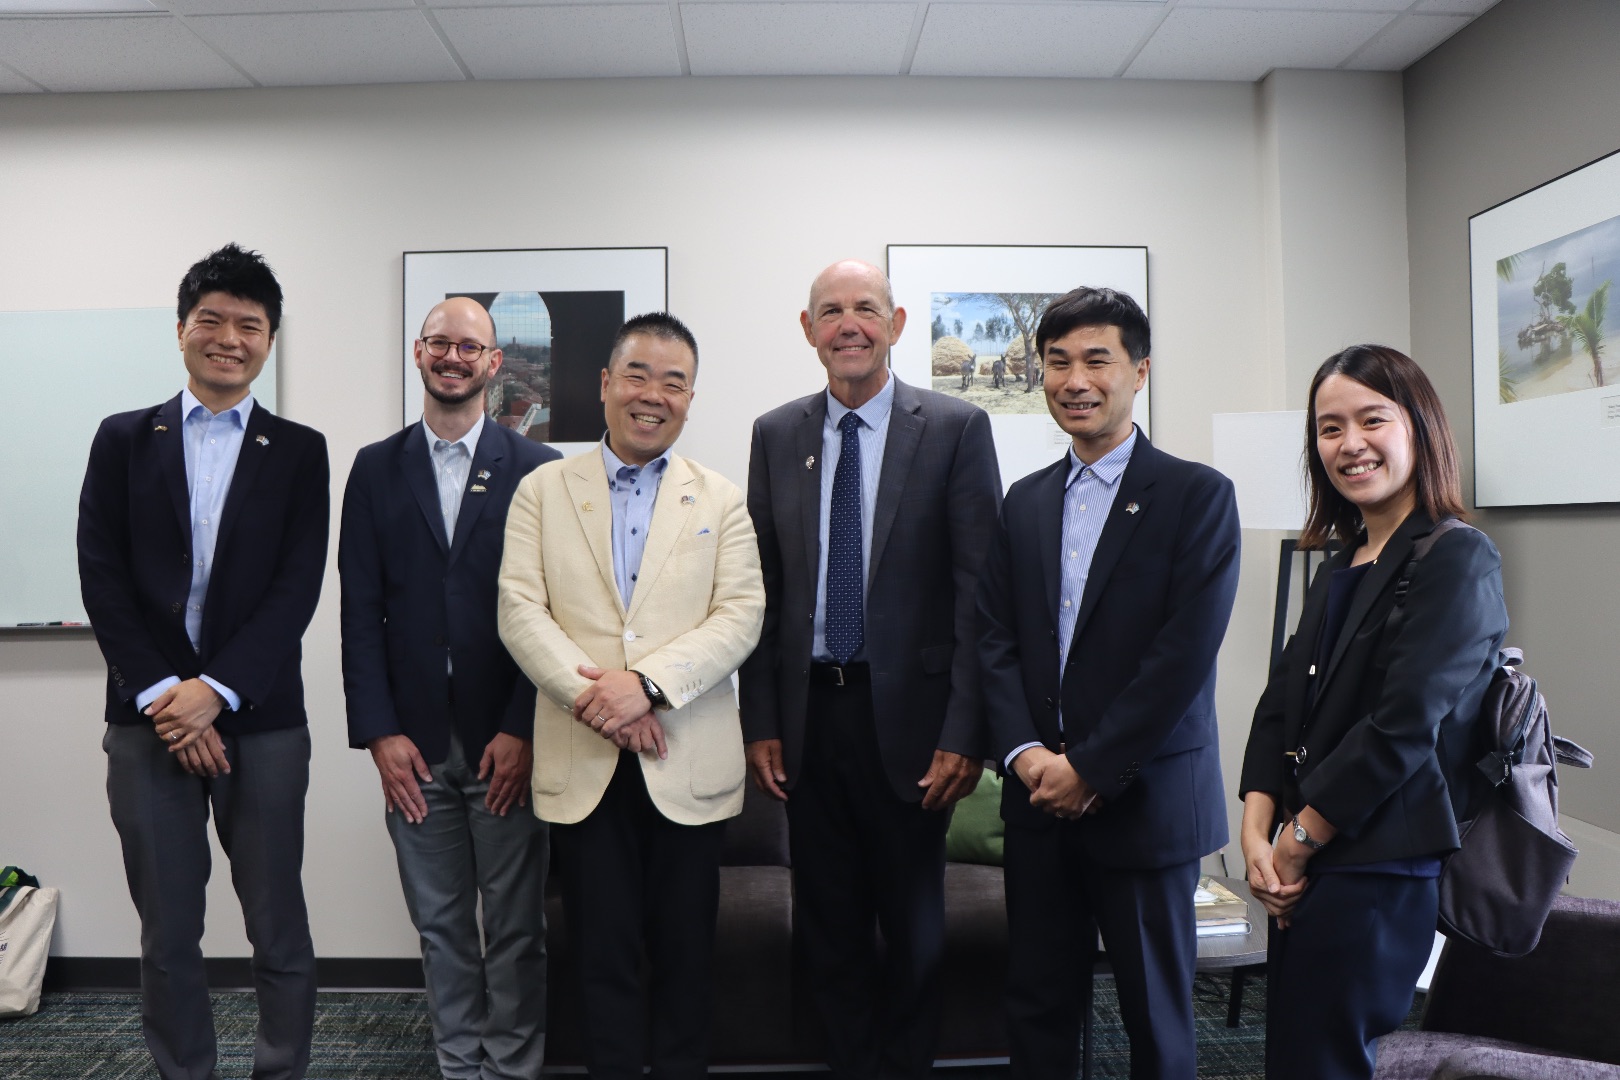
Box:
[339,296,560,1080]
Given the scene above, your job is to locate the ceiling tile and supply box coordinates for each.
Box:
[911,2,1161,77]
[681,2,915,76]
[1125,8,1392,81]
[1345,12,1472,69]
[0,60,43,92]
[166,0,409,13]
[435,4,681,79]
[1414,0,1499,13]
[1178,0,1402,9]
[0,16,253,91]
[186,10,461,86]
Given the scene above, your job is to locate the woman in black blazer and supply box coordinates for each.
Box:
[1239,345,1508,1080]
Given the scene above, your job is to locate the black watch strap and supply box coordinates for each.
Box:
[633,670,669,710]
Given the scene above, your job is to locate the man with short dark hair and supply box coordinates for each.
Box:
[340,296,559,1080]
[978,287,1241,1080]
[498,312,763,1080]
[78,243,329,1080]
[741,260,1002,1080]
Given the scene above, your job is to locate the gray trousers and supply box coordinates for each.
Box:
[387,732,549,1080]
[104,722,317,1080]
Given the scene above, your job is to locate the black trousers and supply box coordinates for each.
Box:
[551,751,725,1080]
[1003,820,1200,1080]
[104,723,316,1080]
[1265,871,1438,1080]
[786,669,950,1080]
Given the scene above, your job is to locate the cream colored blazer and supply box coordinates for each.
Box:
[497,449,765,826]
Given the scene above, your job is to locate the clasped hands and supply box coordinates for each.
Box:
[573,664,667,759]
[1012,746,1104,820]
[1239,798,1320,929]
[147,677,230,778]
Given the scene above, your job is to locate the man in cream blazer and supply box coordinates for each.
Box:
[498,313,764,1080]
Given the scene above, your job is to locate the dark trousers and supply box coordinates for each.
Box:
[550,751,725,1080]
[104,723,317,1080]
[1003,821,1200,1080]
[1266,871,1438,1080]
[787,672,949,1080]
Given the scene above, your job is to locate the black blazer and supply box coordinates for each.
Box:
[1239,512,1508,866]
[739,378,1003,801]
[338,419,558,764]
[977,432,1240,869]
[77,394,330,733]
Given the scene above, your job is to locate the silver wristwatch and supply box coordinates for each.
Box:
[1291,815,1327,851]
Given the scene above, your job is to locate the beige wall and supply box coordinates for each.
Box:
[0,70,1410,957]
[1404,0,1620,892]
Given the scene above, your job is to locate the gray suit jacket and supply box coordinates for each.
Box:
[739,376,1001,801]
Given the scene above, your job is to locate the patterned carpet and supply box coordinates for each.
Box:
[0,974,1420,1079]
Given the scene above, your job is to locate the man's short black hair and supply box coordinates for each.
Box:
[177,243,284,335]
[1035,287,1150,363]
[610,312,699,373]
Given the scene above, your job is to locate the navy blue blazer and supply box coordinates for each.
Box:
[338,418,558,764]
[977,432,1240,869]
[77,394,330,733]
[1239,512,1508,866]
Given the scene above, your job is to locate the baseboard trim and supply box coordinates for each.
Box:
[43,957,427,992]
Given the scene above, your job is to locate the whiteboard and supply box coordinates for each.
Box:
[0,308,278,627]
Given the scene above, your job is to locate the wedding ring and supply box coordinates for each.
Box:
[168,732,179,742]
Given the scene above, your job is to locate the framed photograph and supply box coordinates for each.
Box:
[1471,148,1620,506]
[403,247,667,455]
[887,244,1149,490]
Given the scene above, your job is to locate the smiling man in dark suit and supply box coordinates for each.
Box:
[977,287,1240,1080]
[340,296,559,1080]
[78,244,329,1080]
[740,259,1002,1080]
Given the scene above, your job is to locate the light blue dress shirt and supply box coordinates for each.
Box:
[1005,429,1137,770]
[134,389,253,714]
[603,441,669,610]
[425,418,482,546]
[812,375,895,662]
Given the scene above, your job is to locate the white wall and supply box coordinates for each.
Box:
[0,71,1408,958]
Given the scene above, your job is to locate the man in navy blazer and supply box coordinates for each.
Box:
[978,288,1240,1080]
[340,296,559,1080]
[78,244,329,1080]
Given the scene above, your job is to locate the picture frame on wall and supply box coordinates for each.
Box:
[1470,147,1620,507]
[402,247,668,456]
[886,244,1150,490]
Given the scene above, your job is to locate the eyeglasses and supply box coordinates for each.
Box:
[419,337,494,362]
[612,370,692,399]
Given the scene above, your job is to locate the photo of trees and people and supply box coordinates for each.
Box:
[1495,213,1620,402]
[929,292,1058,414]
[447,289,625,443]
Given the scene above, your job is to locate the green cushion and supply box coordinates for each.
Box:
[945,773,1004,866]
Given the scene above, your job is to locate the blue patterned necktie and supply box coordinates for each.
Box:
[825,411,865,665]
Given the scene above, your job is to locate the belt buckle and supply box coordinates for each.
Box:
[830,664,845,687]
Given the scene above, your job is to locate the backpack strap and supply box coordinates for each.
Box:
[1393,517,1472,608]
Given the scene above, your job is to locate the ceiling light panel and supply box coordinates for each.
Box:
[0,0,156,12]
[1346,12,1472,69]
[187,10,462,86]
[680,2,916,77]
[0,16,252,91]
[434,4,682,79]
[912,2,1162,78]
[1126,8,1392,81]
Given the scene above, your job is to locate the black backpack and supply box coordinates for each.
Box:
[1395,519,1594,957]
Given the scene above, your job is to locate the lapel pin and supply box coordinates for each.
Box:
[1125,502,1140,515]
[805,455,815,470]
[153,425,168,432]
[477,469,491,480]
[469,484,487,493]
[582,502,594,512]
[256,435,270,447]
[681,494,696,506]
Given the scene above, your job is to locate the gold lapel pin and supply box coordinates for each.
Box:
[154,424,169,432]
[477,469,491,480]
[1125,502,1140,515]
[681,494,696,505]
[582,502,594,512]
[256,435,270,447]
[469,484,487,494]
[805,455,815,469]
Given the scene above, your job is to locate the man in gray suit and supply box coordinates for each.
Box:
[740,259,1002,1080]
